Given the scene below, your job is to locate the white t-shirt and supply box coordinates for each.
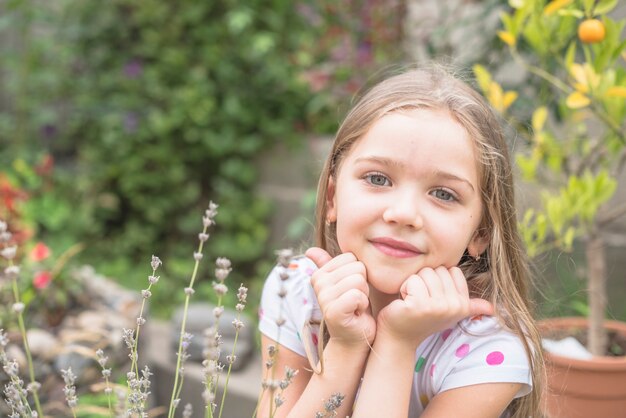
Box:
[258,256,533,416]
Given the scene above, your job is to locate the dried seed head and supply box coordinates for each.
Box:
[213,306,224,318]
[150,255,162,271]
[275,249,293,268]
[4,265,20,279]
[1,246,17,260]
[148,275,159,285]
[184,287,195,296]
[12,303,25,314]
[141,289,152,299]
[237,285,248,303]
[194,252,203,261]
[213,283,228,296]
[0,231,11,243]
[215,257,231,270]
[199,233,209,242]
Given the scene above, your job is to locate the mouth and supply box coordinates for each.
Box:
[369,237,422,259]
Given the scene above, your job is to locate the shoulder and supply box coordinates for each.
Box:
[258,255,320,357]
[260,255,317,297]
[423,315,532,399]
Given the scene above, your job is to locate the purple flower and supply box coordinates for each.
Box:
[123,59,143,78]
[124,112,139,133]
[357,41,372,65]
[41,124,57,139]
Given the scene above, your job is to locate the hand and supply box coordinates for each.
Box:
[377,266,493,348]
[306,247,376,349]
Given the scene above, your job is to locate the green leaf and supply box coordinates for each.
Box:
[583,0,596,15]
[564,41,577,70]
[593,0,618,16]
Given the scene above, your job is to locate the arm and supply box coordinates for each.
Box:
[257,334,369,418]
[353,267,494,418]
[351,332,417,418]
[420,383,522,418]
[257,248,376,418]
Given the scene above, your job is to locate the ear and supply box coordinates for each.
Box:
[467,228,489,258]
[326,176,337,223]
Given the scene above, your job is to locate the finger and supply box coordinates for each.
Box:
[449,266,469,296]
[400,275,429,300]
[418,268,444,298]
[469,298,494,317]
[306,248,357,272]
[305,247,333,268]
[326,288,370,319]
[317,273,369,302]
[435,266,458,295]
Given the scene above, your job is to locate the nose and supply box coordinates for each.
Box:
[382,189,424,228]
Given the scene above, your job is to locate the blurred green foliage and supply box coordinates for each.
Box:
[1,0,324,316]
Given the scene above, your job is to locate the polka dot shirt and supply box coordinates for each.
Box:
[259,256,532,416]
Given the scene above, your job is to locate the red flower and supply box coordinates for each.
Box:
[30,242,51,261]
[33,271,53,289]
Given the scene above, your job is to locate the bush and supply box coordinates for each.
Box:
[2,0,322,315]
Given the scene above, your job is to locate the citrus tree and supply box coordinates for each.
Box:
[475,0,626,356]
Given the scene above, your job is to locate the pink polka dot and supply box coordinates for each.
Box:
[429,364,435,377]
[312,333,318,346]
[305,268,315,276]
[258,308,264,319]
[302,297,308,305]
[455,343,470,358]
[486,351,504,365]
[441,329,452,341]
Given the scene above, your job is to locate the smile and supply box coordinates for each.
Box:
[370,237,422,258]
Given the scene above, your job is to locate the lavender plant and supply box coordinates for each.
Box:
[0,206,342,417]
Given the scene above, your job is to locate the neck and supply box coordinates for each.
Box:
[368,285,399,318]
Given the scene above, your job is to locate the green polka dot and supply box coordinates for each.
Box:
[414,356,426,373]
[297,332,301,341]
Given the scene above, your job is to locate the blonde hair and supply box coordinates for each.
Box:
[313,65,545,417]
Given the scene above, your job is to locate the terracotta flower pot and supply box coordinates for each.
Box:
[538,317,626,418]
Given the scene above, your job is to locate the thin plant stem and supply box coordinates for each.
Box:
[129,268,157,377]
[10,267,43,417]
[217,325,241,418]
[205,294,223,418]
[167,226,207,418]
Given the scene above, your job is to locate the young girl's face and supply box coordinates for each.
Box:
[326,108,488,295]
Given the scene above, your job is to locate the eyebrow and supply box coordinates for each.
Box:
[354,156,476,192]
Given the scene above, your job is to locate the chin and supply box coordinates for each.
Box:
[365,265,408,295]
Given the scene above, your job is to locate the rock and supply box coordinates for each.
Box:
[171,303,254,371]
[5,343,27,371]
[27,328,61,362]
[54,344,99,384]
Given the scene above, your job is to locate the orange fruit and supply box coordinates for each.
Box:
[578,19,606,44]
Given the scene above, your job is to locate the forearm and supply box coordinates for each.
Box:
[287,340,369,418]
[352,334,418,418]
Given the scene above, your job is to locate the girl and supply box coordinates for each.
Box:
[258,66,544,418]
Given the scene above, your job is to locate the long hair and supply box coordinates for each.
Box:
[313,65,544,417]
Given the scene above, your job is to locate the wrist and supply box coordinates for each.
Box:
[327,336,372,356]
[373,330,423,359]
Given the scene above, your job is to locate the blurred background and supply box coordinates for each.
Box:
[1,0,626,414]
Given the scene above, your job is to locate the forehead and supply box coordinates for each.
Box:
[343,109,479,178]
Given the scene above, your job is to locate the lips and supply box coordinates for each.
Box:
[370,237,422,258]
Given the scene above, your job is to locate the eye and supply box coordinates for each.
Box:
[431,188,457,202]
[364,172,391,187]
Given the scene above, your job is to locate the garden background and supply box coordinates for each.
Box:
[1,0,626,416]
